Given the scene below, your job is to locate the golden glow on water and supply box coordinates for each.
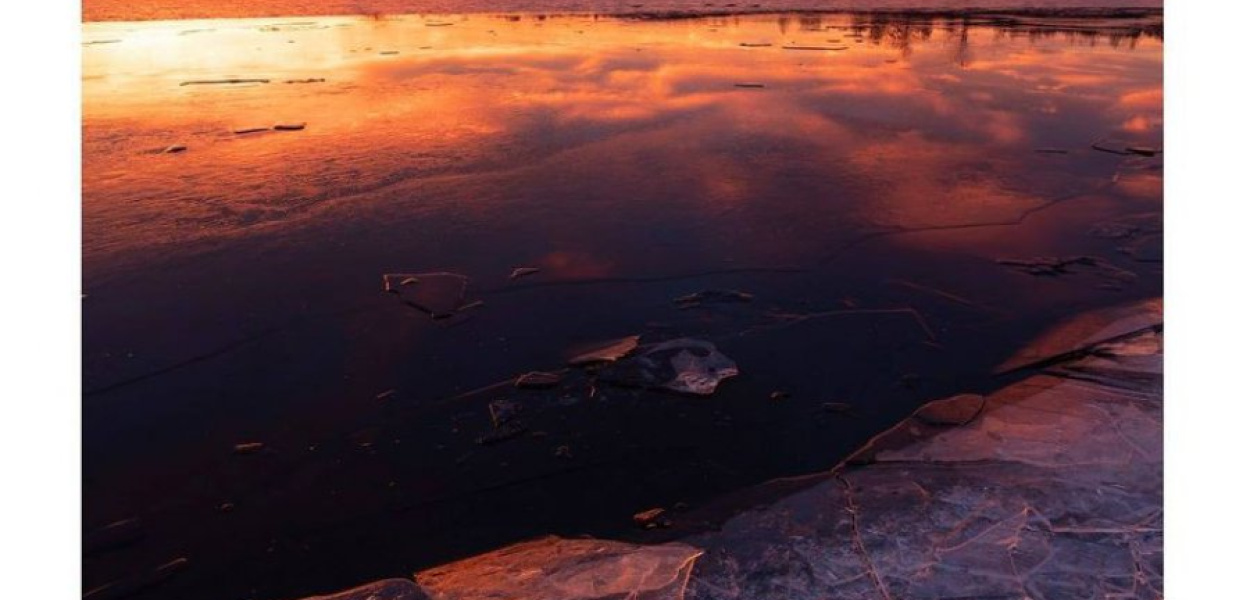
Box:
[82,14,1161,272]
[83,1,1166,22]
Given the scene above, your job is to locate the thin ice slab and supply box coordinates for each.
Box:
[415,536,702,600]
[567,335,641,366]
[685,301,1163,600]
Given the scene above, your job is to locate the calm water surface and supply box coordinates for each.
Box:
[84,0,1164,21]
[83,12,1162,600]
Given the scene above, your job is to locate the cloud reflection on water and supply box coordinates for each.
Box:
[83,12,1161,279]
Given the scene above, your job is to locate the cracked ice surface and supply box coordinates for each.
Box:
[287,303,1162,600]
[684,306,1162,600]
[415,536,702,600]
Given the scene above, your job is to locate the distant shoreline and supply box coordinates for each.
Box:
[82,4,1164,24]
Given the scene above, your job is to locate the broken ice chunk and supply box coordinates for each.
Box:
[666,345,738,395]
[633,507,670,529]
[821,401,855,414]
[782,45,849,51]
[179,78,270,86]
[515,371,562,389]
[673,289,754,308]
[382,272,471,319]
[598,338,739,396]
[510,267,541,280]
[477,399,527,446]
[234,442,265,455]
[85,518,145,556]
[84,557,189,600]
[996,255,1137,285]
[996,256,1096,276]
[1091,138,1160,156]
[567,335,641,366]
[487,399,522,428]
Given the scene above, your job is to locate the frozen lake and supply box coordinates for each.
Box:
[82,10,1162,600]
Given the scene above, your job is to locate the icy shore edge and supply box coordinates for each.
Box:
[296,298,1163,600]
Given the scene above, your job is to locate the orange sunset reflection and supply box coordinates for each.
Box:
[83,13,1161,276]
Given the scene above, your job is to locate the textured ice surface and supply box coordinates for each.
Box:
[415,536,703,600]
[996,298,1163,372]
[290,301,1162,600]
[912,393,985,426]
[684,304,1162,600]
[597,338,740,395]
